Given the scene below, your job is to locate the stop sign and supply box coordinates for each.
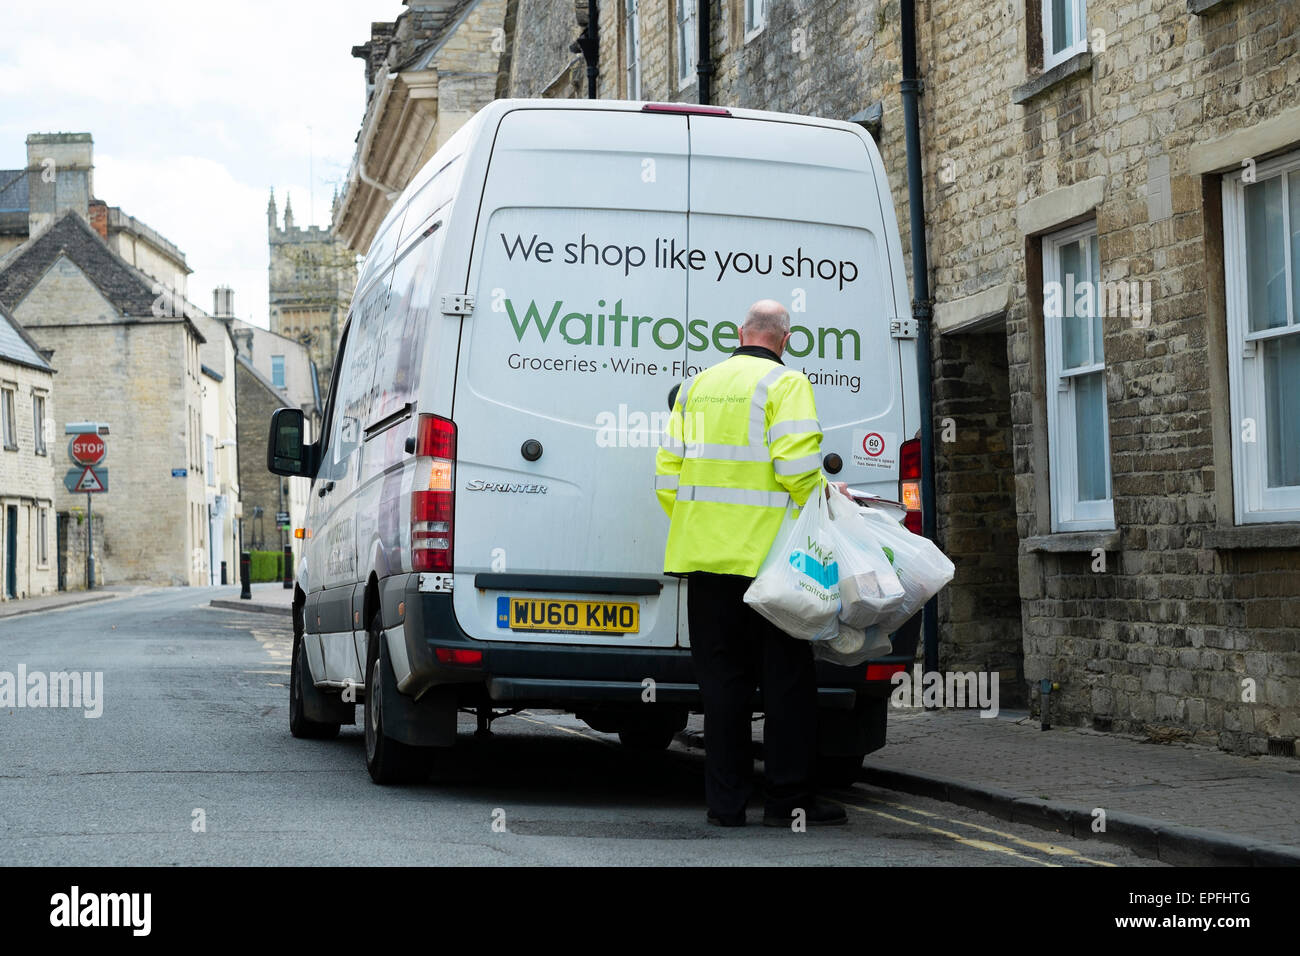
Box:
[70,432,106,466]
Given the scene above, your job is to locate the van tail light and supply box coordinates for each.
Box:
[411,415,456,572]
[899,437,923,535]
[866,663,905,682]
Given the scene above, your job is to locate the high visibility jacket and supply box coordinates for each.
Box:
[654,348,825,576]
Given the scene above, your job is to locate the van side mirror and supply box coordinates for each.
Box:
[267,407,315,477]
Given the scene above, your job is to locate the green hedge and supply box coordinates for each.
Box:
[249,550,285,583]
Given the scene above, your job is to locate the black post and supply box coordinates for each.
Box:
[901,0,940,681]
[86,492,94,590]
[220,560,228,586]
[282,545,293,589]
[239,550,251,600]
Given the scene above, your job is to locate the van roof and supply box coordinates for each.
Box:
[472,98,870,138]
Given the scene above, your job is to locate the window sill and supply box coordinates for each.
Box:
[1021,529,1120,554]
[1012,51,1092,106]
[1188,0,1241,14]
[3,445,16,452]
[1203,524,1300,550]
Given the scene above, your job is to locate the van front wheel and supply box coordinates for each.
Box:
[363,624,433,784]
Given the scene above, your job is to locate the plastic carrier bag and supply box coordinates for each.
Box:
[853,504,955,637]
[813,620,897,668]
[826,492,906,629]
[743,491,842,641]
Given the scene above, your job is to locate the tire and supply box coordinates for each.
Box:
[363,617,433,784]
[815,753,864,789]
[289,633,341,740]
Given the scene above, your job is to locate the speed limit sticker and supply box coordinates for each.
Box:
[852,430,897,472]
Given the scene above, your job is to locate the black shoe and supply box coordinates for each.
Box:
[763,796,848,828]
[707,809,746,827]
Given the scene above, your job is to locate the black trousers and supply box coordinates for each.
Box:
[685,571,818,817]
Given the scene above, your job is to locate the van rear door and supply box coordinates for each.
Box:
[450,107,690,648]
[684,113,907,500]
[679,114,909,646]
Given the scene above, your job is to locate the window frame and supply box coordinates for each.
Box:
[1042,0,1088,71]
[676,0,697,90]
[32,392,46,456]
[37,507,48,568]
[1,387,16,451]
[1043,220,1115,532]
[744,0,768,41]
[626,0,641,100]
[271,354,286,389]
[1222,149,1300,523]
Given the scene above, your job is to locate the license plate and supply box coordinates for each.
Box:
[499,597,640,634]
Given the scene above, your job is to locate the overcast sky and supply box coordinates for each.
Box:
[0,0,401,328]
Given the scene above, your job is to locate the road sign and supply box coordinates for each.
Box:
[64,466,108,493]
[172,468,187,478]
[69,432,106,466]
[275,511,290,524]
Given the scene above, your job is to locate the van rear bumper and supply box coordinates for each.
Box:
[384,573,904,711]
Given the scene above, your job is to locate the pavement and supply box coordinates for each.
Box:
[0,585,143,619]
[208,582,293,616]
[872,710,1300,866]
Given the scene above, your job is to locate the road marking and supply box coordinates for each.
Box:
[510,711,614,745]
[831,797,1060,866]
[858,794,1117,866]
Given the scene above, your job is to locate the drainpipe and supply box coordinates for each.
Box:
[900,0,939,677]
[575,0,599,99]
[697,0,713,105]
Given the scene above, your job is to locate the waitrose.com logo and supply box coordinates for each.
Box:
[503,297,862,361]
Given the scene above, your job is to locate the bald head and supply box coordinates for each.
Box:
[739,299,791,354]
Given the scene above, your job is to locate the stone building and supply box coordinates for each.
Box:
[496,0,1300,755]
[0,301,57,600]
[0,131,211,588]
[333,0,509,256]
[267,191,356,394]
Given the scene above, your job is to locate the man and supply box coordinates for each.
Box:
[654,299,849,828]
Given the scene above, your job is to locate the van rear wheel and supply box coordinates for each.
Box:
[363,620,434,784]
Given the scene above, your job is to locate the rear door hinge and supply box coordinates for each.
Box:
[890,317,918,339]
[441,293,475,316]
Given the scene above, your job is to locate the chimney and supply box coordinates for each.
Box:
[213,286,235,318]
[88,199,108,238]
[26,132,94,233]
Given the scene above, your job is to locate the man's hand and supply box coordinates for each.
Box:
[825,481,853,500]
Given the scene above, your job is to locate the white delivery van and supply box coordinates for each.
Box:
[267,99,923,785]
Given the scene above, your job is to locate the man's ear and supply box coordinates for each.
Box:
[737,326,748,347]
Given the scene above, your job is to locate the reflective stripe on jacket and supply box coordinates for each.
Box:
[654,352,825,576]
